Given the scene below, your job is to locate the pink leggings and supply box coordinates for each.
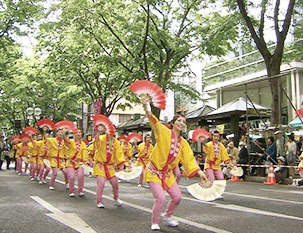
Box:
[139,167,145,184]
[37,165,50,181]
[173,166,181,183]
[30,162,37,178]
[16,159,22,174]
[96,175,119,204]
[205,168,224,182]
[66,167,84,193]
[50,167,68,187]
[148,182,182,224]
[299,169,303,180]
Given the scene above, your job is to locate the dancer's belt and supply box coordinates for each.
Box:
[147,162,170,190]
[96,162,111,179]
[206,160,216,169]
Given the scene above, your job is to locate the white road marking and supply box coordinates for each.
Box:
[259,188,303,195]
[31,196,97,233]
[179,185,303,205]
[53,179,231,233]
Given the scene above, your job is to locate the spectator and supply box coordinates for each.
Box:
[227,142,240,162]
[238,141,249,179]
[2,142,11,170]
[274,156,287,184]
[266,136,277,164]
[297,136,303,156]
[285,135,297,178]
[220,134,228,148]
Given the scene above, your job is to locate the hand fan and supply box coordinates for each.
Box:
[92,114,115,137]
[230,166,244,176]
[43,159,51,167]
[129,80,166,110]
[187,180,226,201]
[37,119,55,130]
[192,128,212,142]
[23,126,38,135]
[11,136,21,143]
[115,166,142,180]
[126,133,143,143]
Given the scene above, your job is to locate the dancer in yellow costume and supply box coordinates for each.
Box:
[135,134,153,187]
[140,96,208,231]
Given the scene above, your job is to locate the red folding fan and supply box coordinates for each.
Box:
[20,134,31,141]
[23,126,38,135]
[126,133,143,143]
[92,114,115,137]
[82,139,89,145]
[54,121,77,132]
[117,136,127,141]
[192,128,212,142]
[296,108,303,118]
[129,80,166,110]
[11,136,21,143]
[37,119,55,130]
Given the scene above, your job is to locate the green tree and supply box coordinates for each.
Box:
[37,0,238,117]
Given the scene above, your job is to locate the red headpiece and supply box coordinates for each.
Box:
[129,80,166,110]
[23,126,38,135]
[37,119,55,130]
[92,114,115,137]
[126,133,143,143]
[117,136,127,141]
[54,121,77,133]
[192,128,212,143]
[20,134,31,141]
[11,136,21,143]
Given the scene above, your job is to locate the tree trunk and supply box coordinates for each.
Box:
[266,58,281,126]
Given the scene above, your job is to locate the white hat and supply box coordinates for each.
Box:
[274,130,282,135]
[277,156,285,163]
[239,141,246,146]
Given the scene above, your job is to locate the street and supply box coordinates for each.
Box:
[1,169,303,233]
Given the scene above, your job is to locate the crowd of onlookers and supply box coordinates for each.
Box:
[0,136,14,170]
[191,131,303,183]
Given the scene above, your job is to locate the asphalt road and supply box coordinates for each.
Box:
[1,167,303,233]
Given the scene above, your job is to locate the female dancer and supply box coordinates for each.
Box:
[92,118,126,208]
[135,134,153,187]
[140,97,208,231]
[45,128,68,190]
[15,134,30,175]
[65,128,88,197]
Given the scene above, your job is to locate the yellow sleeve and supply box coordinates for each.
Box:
[180,139,200,178]
[113,139,126,167]
[81,142,88,162]
[148,113,170,142]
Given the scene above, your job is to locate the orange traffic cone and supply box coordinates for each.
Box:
[229,175,243,182]
[264,164,279,185]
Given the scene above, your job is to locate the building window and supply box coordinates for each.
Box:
[119,114,132,123]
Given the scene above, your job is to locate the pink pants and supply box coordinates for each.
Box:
[299,170,303,180]
[66,167,84,194]
[205,168,224,182]
[16,159,22,174]
[50,167,68,187]
[37,165,50,181]
[30,162,37,178]
[173,166,181,183]
[139,167,145,184]
[96,175,119,204]
[149,182,182,224]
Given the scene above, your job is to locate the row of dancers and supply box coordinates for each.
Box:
[10,96,235,231]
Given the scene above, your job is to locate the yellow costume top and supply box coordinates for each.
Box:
[203,141,231,170]
[35,140,45,165]
[15,142,29,160]
[64,139,88,169]
[45,137,65,168]
[93,134,126,179]
[136,142,154,168]
[144,114,200,190]
[122,141,133,164]
[298,152,303,170]
[28,141,39,164]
